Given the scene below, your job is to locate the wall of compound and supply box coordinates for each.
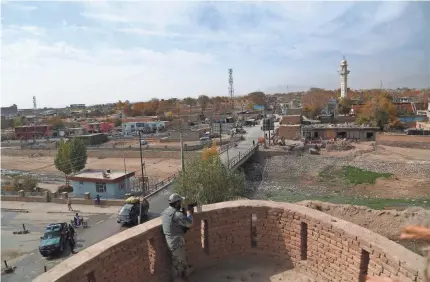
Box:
[33,201,425,282]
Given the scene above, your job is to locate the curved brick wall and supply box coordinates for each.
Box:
[34,200,425,282]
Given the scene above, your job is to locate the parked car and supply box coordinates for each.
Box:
[39,223,69,257]
[117,197,150,226]
[140,139,148,145]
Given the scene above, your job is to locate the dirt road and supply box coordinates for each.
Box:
[1,156,180,180]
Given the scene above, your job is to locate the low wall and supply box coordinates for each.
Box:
[34,200,425,282]
[1,192,124,206]
[376,133,430,149]
[1,149,201,159]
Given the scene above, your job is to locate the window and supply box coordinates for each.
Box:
[96,183,107,193]
[119,183,125,190]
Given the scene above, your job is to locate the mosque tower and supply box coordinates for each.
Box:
[338,56,350,99]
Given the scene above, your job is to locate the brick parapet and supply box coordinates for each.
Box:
[33,200,426,282]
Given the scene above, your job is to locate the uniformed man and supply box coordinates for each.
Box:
[161,193,193,282]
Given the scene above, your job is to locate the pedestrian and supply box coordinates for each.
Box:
[95,194,101,205]
[67,197,73,211]
[161,193,194,282]
[252,140,255,146]
[68,223,75,238]
[68,233,76,254]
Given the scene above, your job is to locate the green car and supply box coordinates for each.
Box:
[39,223,68,257]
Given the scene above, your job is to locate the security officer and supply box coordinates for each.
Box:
[161,193,193,282]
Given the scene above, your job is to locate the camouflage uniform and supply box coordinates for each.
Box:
[162,203,193,279]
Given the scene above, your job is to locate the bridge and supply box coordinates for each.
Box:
[219,143,259,171]
[147,124,263,213]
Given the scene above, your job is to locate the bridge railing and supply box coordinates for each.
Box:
[227,144,259,169]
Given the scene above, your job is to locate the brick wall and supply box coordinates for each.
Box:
[376,133,430,149]
[1,194,124,206]
[1,195,46,203]
[33,200,426,282]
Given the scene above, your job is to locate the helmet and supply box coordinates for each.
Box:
[169,193,185,204]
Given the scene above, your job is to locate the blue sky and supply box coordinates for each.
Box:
[1,1,429,108]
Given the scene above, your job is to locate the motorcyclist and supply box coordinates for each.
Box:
[74,213,81,226]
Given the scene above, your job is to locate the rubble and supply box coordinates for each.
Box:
[326,139,355,151]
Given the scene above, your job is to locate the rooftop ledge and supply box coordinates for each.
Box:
[34,200,426,282]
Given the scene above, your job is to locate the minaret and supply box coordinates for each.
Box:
[338,56,350,99]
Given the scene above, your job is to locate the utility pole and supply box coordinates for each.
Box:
[179,125,185,190]
[180,127,185,174]
[122,106,127,175]
[138,130,145,193]
[219,123,222,149]
[138,130,145,225]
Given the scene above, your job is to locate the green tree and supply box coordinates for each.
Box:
[68,138,88,173]
[173,154,246,205]
[12,117,22,127]
[13,175,39,192]
[339,98,353,115]
[197,95,210,111]
[54,140,72,175]
[114,118,122,127]
[247,91,266,105]
[54,138,87,175]
[183,97,197,107]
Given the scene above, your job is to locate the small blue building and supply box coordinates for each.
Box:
[69,169,136,199]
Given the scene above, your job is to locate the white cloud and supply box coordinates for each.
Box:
[3,3,38,12]
[2,25,46,37]
[1,1,428,108]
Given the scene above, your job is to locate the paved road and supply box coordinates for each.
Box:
[219,124,263,165]
[1,211,159,282]
[146,122,264,212]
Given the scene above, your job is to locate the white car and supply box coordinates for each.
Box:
[140,139,148,145]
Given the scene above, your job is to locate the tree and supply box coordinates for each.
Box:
[54,138,87,175]
[173,153,246,205]
[13,175,39,192]
[247,91,266,105]
[339,98,353,115]
[212,96,223,111]
[114,118,122,127]
[183,97,197,107]
[69,138,88,173]
[197,95,210,112]
[202,141,218,160]
[55,140,72,175]
[356,94,397,129]
[12,117,21,128]
[48,117,64,130]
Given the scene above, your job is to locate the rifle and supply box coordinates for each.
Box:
[181,202,197,215]
[180,202,197,233]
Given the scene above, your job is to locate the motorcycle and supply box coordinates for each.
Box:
[70,217,88,228]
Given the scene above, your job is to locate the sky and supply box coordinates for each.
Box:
[1,1,430,109]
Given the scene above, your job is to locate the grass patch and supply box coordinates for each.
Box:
[342,166,392,185]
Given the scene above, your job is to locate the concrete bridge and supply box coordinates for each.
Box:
[147,124,264,213]
[220,143,259,171]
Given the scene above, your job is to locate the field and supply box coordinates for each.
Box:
[1,155,181,190]
[250,142,430,209]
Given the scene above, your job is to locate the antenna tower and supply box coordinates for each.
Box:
[228,68,234,109]
[33,96,37,115]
